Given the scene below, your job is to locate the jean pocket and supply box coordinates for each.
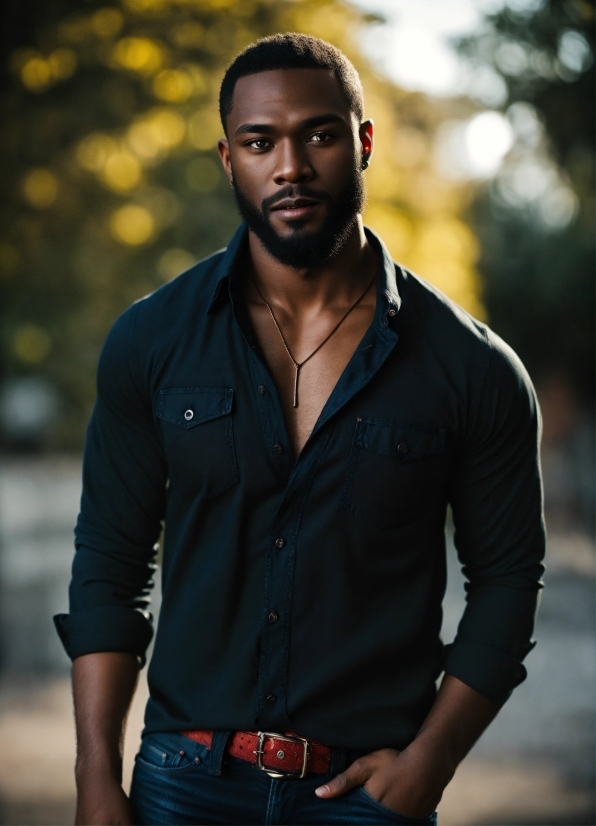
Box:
[356,787,437,824]
[136,734,203,774]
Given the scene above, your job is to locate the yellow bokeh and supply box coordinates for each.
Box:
[183,63,208,96]
[22,169,59,208]
[186,157,220,193]
[91,8,125,38]
[152,69,193,102]
[169,21,205,48]
[413,218,479,268]
[188,109,223,151]
[364,205,414,263]
[110,204,155,245]
[136,186,181,228]
[127,122,164,161]
[12,325,52,364]
[123,0,168,12]
[127,108,186,161]
[157,247,196,280]
[76,133,119,172]
[101,150,143,191]
[48,48,77,80]
[20,57,52,92]
[111,37,164,75]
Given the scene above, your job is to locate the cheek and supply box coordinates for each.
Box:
[232,158,270,197]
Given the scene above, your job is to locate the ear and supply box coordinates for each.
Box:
[359,119,374,169]
[217,138,233,186]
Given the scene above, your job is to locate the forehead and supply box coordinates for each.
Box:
[228,68,354,129]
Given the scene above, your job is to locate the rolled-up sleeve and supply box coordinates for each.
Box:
[54,302,166,665]
[445,330,546,706]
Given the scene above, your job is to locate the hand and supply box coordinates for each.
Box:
[315,740,453,818]
[75,776,133,825]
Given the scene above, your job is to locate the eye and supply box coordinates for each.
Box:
[308,132,333,143]
[246,138,272,150]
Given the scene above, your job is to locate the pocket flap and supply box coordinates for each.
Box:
[157,387,233,429]
[355,418,445,462]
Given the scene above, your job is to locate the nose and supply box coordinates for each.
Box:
[273,138,314,185]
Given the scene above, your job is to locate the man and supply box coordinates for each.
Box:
[55,33,545,826]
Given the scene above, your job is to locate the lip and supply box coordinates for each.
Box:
[269,198,321,221]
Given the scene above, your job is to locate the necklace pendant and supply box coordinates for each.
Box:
[293,365,299,408]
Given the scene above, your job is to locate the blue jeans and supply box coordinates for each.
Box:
[129,731,438,825]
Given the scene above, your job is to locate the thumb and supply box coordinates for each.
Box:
[315,757,372,799]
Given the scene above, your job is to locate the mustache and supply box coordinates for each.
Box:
[262,185,332,212]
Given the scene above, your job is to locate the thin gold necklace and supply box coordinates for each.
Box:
[252,273,376,407]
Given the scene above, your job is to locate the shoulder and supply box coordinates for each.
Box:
[396,266,537,428]
[98,246,227,387]
[103,245,226,349]
[133,246,227,329]
[397,266,489,349]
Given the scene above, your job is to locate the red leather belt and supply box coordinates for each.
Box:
[181,729,330,778]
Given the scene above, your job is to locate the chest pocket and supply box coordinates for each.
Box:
[340,418,446,530]
[156,387,238,498]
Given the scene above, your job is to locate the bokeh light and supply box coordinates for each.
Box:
[157,247,196,280]
[12,325,52,364]
[109,204,155,245]
[22,169,59,208]
[111,37,164,75]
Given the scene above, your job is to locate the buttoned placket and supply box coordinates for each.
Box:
[225,247,400,730]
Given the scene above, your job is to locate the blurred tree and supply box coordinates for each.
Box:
[456,0,595,407]
[0,0,481,449]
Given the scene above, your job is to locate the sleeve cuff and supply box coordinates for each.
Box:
[443,638,533,706]
[53,605,154,667]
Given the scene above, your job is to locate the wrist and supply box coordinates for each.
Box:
[404,731,457,785]
[75,752,123,787]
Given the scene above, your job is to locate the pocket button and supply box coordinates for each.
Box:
[184,409,194,421]
[397,441,409,454]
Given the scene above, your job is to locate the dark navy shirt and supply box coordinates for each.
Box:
[55,224,545,752]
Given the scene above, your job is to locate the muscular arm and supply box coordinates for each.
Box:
[316,673,498,817]
[73,652,140,826]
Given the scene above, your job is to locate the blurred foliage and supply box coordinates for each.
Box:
[0,0,482,449]
[456,0,595,406]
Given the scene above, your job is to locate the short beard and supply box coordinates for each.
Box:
[232,164,365,269]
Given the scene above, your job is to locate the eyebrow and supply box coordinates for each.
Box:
[234,113,346,137]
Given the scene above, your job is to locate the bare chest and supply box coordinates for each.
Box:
[247,303,375,457]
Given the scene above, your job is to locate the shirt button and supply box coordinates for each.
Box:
[273,444,283,454]
[257,385,266,395]
[397,442,409,454]
[266,694,276,704]
[388,308,397,317]
[184,409,194,421]
[268,612,278,623]
[275,538,285,549]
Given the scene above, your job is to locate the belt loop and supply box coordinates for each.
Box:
[208,730,231,776]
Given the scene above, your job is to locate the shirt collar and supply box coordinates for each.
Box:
[206,222,401,321]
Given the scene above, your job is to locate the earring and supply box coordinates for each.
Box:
[361,155,369,170]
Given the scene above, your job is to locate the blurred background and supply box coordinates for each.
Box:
[0,0,593,823]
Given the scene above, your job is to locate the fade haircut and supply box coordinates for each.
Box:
[219,33,364,132]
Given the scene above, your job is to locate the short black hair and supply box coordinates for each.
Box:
[219,33,364,132]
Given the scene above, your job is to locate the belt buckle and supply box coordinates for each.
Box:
[254,731,310,779]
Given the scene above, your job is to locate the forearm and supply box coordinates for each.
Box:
[73,651,140,783]
[412,672,499,775]
[317,673,500,817]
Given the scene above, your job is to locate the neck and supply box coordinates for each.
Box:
[246,216,377,311]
